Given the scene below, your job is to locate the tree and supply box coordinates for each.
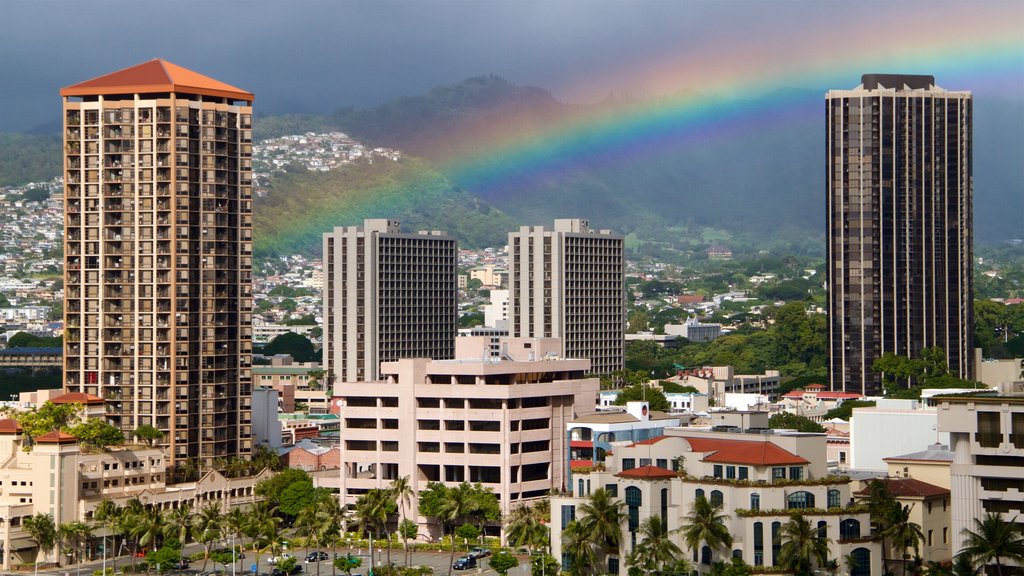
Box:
[279,477,319,517]
[296,494,337,576]
[959,512,1024,576]
[626,515,684,574]
[164,503,193,567]
[950,553,980,576]
[256,468,313,508]
[680,495,732,567]
[24,513,56,575]
[823,400,876,421]
[390,476,415,566]
[16,401,80,440]
[335,554,362,576]
[864,480,899,573]
[245,501,281,570]
[778,514,830,576]
[612,384,671,412]
[57,521,92,566]
[93,499,122,572]
[438,483,476,576]
[505,503,549,552]
[7,332,61,348]
[576,489,626,562]
[133,425,163,446]
[768,412,825,433]
[531,554,560,576]
[885,504,925,576]
[262,332,317,362]
[355,489,394,572]
[490,551,520,576]
[252,443,284,472]
[194,503,223,570]
[130,506,166,552]
[66,419,125,449]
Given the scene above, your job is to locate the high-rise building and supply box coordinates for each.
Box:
[826,74,973,395]
[508,219,624,375]
[323,219,457,382]
[61,60,254,465]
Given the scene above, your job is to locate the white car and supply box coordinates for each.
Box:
[268,553,294,564]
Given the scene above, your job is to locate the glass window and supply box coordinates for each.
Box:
[828,489,841,509]
[840,519,861,540]
[713,464,723,478]
[626,487,642,532]
[657,458,668,470]
[622,458,636,471]
[696,488,705,500]
[772,467,786,481]
[560,505,576,527]
[851,547,871,576]
[726,466,736,479]
[753,521,764,566]
[710,490,724,507]
[605,483,618,497]
[750,493,760,511]
[639,458,652,467]
[789,466,803,480]
[787,491,815,509]
[738,467,749,480]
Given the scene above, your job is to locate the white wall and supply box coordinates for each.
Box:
[851,400,949,471]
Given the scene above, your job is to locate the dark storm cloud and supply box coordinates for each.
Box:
[0,0,1020,131]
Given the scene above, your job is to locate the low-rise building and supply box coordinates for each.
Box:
[550,426,880,575]
[333,337,599,538]
[851,399,949,472]
[854,477,952,563]
[568,403,683,474]
[779,385,863,421]
[882,443,952,489]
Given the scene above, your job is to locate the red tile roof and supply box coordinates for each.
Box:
[854,478,950,499]
[570,459,595,470]
[61,59,253,101]
[629,435,672,447]
[0,419,22,434]
[782,390,863,400]
[805,383,826,390]
[50,392,105,405]
[684,437,808,466]
[34,430,77,444]
[570,440,593,449]
[616,465,677,479]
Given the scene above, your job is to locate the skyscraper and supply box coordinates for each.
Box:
[508,219,624,375]
[61,60,254,465]
[323,219,457,383]
[826,74,973,395]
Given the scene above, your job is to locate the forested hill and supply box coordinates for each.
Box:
[0,133,60,186]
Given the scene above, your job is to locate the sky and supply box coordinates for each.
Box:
[1,0,1022,132]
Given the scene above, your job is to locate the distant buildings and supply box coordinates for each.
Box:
[666,317,722,343]
[509,219,624,375]
[61,59,254,466]
[826,74,973,395]
[322,219,457,382]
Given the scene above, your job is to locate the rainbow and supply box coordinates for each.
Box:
[256,3,1023,254]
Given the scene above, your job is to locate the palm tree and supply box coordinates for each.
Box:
[296,496,336,576]
[865,480,899,574]
[224,507,248,569]
[680,495,732,567]
[440,483,475,576]
[246,501,282,570]
[355,489,391,574]
[93,499,121,573]
[778,514,830,576]
[950,554,980,576]
[576,488,626,563]
[24,513,56,576]
[390,476,415,566]
[119,498,146,571]
[885,504,925,576]
[562,519,597,576]
[165,503,193,566]
[58,521,93,566]
[959,513,1024,576]
[194,503,223,570]
[505,503,549,553]
[131,506,166,553]
[626,515,684,574]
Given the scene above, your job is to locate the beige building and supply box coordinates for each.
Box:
[854,477,952,564]
[0,420,265,570]
[333,337,598,537]
[551,424,880,576]
[469,265,506,288]
[936,393,1024,559]
[253,355,327,413]
[61,59,255,466]
[883,443,953,489]
[508,219,624,375]
[323,219,457,383]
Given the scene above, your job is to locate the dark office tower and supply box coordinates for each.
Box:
[826,74,973,395]
[323,219,458,383]
[61,60,254,466]
[509,219,625,375]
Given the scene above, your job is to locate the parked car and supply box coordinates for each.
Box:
[469,547,491,559]
[173,560,190,569]
[268,553,294,564]
[271,566,302,576]
[305,552,329,563]
[452,556,477,570]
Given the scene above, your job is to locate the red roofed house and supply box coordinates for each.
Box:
[551,426,881,575]
[779,387,864,421]
[49,391,107,419]
[855,477,952,565]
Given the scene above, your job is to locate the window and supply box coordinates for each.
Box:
[607,558,619,576]
[726,466,736,479]
[943,527,948,543]
[927,502,932,513]
[560,505,576,526]
[818,520,827,540]
[928,530,933,546]
[701,546,712,565]
[771,522,782,566]
[696,488,705,500]
[605,484,618,497]
[750,493,760,511]
[710,490,724,507]
[660,488,669,531]
[851,548,871,576]
[840,519,861,540]
[622,458,636,471]
[713,464,723,478]
[828,489,841,509]
[656,458,668,469]
[772,467,786,481]
[839,451,847,464]
[738,467,748,480]
[787,491,815,509]
[789,466,803,480]
[753,521,764,566]
[639,458,652,467]
[626,487,642,533]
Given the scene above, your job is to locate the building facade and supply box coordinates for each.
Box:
[508,219,624,375]
[333,338,599,536]
[61,60,254,466]
[936,393,1024,560]
[323,219,457,383]
[826,74,973,395]
[551,428,880,575]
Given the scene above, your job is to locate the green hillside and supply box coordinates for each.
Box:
[0,133,61,186]
[253,156,515,258]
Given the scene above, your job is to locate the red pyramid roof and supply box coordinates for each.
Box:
[0,419,22,434]
[34,430,77,444]
[616,465,677,480]
[61,59,253,101]
[684,437,808,466]
[51,392,105,406]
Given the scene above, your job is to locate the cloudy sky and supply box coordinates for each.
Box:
[1,0,1021,132]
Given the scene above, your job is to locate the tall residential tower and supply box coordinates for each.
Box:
[323,219,457,383]
[826,74,973,395]
[508,219,624,375]
[61,60,254,465]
